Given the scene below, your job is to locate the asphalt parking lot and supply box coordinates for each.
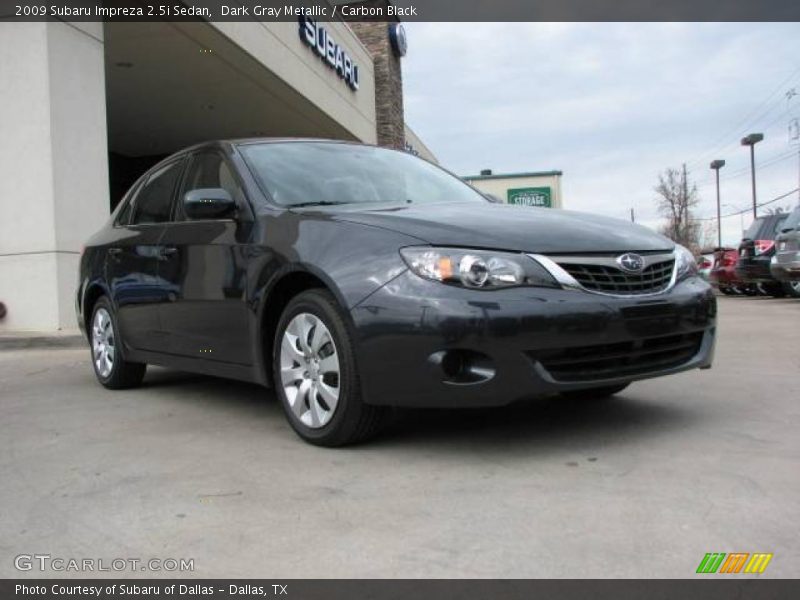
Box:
[1,295,798,578]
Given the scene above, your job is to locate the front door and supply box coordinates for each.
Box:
[156,151,253,365]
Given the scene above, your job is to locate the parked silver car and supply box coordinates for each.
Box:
[770,205,800,298]
[697,253,713,282]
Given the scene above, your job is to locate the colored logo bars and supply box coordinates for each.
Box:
[696,552,773,574]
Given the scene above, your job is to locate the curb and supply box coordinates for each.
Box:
[0,334,85,351]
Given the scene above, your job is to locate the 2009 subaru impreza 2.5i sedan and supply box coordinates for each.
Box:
[77,139,716,446]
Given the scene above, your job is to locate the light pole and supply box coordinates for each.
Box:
[710,160,725,248]
[741,133,764,218]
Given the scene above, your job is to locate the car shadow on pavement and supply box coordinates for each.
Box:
[137,367,702,453]
[375,391,704,453]
[138,367,277,414]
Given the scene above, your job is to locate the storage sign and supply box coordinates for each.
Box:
[507,187,552,208]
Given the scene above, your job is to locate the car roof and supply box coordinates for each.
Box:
[175,137,372,155]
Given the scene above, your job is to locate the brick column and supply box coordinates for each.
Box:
[348,17,405,149]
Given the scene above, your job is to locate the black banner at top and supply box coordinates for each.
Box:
[1,0,799,22]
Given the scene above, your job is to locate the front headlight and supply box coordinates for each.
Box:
[400,247,559,289]
[674,244,698,282]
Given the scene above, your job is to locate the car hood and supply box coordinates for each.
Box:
[322,202,674,254]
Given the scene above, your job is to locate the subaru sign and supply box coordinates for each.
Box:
[299,17,360,91]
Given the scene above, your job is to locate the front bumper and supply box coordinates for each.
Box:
[770,252,800,282]
[350,271,716,408]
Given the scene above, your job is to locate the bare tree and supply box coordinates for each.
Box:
[654,165,700,250]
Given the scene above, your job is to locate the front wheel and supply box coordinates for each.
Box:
[560,383,630,400]
[273,289,387,446]
[89,297,146,389]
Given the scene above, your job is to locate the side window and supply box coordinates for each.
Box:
[178,152,246,219]
[771,216,788,237]
[131,161,183,225]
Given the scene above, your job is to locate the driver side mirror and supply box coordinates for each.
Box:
[183,188,236,220]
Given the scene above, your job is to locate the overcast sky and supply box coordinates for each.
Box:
[401,23,800,247]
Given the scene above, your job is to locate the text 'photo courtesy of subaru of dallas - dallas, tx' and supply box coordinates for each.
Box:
[76,139,716,446]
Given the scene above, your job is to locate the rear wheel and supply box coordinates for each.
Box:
[89,297,146,389]
[560,383,630,400]
[273,289,387,446]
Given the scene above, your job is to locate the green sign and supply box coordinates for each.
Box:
[507,187,552,208]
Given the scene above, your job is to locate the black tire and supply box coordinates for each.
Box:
[719,286,735,296]
[783,281,800,298]
[760,282,786,298]
[742,284,759,296]
[560,383,630,400]
[272,289,387,446]
[89,296,146,389]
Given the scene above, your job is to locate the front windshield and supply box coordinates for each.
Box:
[239,141,487,207]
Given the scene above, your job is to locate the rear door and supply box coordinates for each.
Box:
[156,150,254,365]
[107,158,185,352]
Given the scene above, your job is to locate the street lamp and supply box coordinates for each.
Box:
[740,133,764,218]
[710,159,725,248]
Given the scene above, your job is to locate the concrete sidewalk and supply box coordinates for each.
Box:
[0,329,83,350]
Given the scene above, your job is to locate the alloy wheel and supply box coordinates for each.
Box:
[92,307,115,378]
[280,312,341,429]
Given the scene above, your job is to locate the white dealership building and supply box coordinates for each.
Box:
[0,5,436,332]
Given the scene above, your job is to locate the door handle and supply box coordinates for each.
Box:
[108,247,122,256]
[160,247,178,258]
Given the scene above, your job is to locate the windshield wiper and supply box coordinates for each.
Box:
[289,200,352,208]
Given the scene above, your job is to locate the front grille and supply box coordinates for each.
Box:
[528,331,704,382]
[559,259,675,295]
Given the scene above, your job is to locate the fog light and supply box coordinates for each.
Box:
[428,349,496,385]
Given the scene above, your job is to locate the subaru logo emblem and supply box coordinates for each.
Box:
[616,253,645,273]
